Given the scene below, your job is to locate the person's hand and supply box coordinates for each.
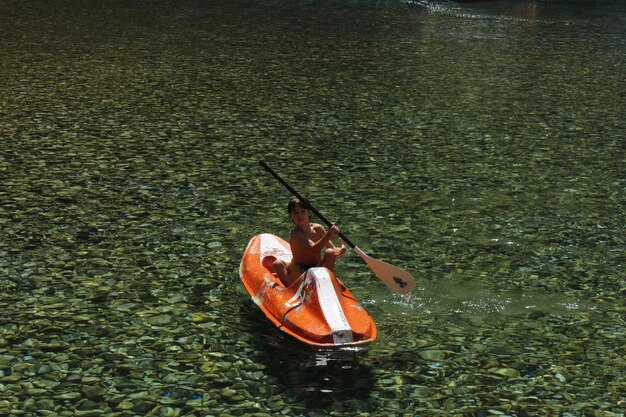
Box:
[327,238,346,257]
[336,238,347,256]
[328,223,340,238]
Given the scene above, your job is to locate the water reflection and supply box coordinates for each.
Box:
[414,0,625,24]
[241,302,376,406]
[452,0,539,21]
[369,278,594,326]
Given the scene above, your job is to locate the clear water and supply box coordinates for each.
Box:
[1,0,624,416]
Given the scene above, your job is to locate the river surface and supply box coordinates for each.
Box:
[0,0,624,416]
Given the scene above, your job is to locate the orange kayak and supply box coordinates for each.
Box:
[240,234,377,347]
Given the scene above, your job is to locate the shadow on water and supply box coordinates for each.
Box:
[240,301,376,410]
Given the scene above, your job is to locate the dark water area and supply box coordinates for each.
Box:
[1,0,624,416]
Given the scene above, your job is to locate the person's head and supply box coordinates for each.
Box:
[287,196,312,223]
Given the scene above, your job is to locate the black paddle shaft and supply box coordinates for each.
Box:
[259,160,356,249]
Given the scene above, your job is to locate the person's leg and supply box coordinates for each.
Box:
[272,259,290,285]
[321,249,338,271]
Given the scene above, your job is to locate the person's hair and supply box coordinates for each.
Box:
[287,196,312,218]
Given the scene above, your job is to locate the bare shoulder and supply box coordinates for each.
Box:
[311,223,326,236]
[290,226,304,237]
[290,226,307,242]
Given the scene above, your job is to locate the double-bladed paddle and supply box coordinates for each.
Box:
[259,160,415,294]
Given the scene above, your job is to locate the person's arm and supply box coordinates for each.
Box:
[316,224,340,251]
[293,224,338,253]
[320,225,346,255]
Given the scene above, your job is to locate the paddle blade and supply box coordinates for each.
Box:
[353,247,415,294]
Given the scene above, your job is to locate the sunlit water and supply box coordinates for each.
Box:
[1,0,624,416]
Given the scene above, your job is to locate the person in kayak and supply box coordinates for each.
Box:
[273,196,346,287]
